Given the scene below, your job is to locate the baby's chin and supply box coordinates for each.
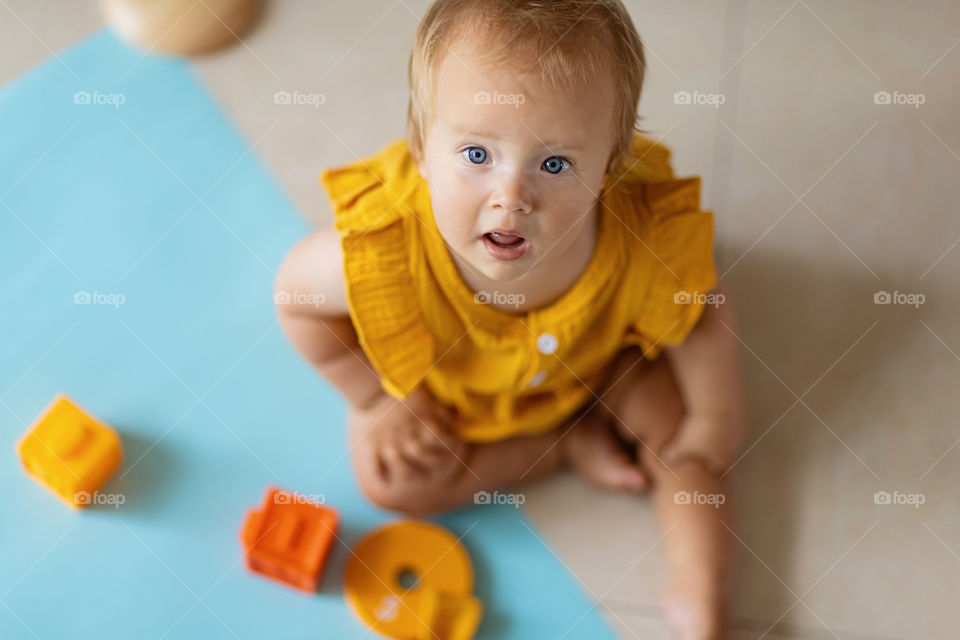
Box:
[476,249,540,282]
[450,237,537,283]
[475,261,531,282]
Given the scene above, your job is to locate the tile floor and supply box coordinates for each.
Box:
[2,1,958,637]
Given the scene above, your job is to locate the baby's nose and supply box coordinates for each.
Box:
[491,178,533,214]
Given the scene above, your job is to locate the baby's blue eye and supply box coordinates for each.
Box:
[542,156,570,174]
[463,146,488,164]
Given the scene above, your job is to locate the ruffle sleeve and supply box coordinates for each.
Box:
[604,131,677,190]
[625,176,718,359]
[318,140,435,400]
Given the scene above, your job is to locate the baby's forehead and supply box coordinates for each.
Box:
[436,43,612,108]
[432,51,615,139]
[441,30,607,91]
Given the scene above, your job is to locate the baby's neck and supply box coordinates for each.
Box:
[456,204,599,314]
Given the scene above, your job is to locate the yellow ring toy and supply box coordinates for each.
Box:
[344,520,483,640]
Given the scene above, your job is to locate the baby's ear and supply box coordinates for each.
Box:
[601,153,622,190]
[407,143,424,177]
[410,144,429,180]
[405,121,428,177]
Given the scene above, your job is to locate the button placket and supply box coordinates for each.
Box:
[524,323,560,388]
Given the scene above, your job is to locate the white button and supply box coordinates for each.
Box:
[537,333,558,355]
[528,371,546,387]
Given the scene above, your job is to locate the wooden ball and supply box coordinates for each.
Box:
[101,0,264,56]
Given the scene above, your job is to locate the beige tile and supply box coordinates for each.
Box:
[520,452,819,631]
[621,0,731,206]
[602,603,803,639]
[0,0,102,85]
[601,606,672,640]
[681,218,960,639]
[521,470,669,606]
[757,318,960,638]
[712,0,960,637]
[717,0,960,288]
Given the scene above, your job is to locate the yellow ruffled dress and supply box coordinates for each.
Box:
[320,133,716,443]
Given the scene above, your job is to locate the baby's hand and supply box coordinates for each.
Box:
[351,387,469,485]
[661,412,746,476]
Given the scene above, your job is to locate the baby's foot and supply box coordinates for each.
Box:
[562,409,648,492]
[660,579,731,640]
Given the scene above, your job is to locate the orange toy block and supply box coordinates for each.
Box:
[238,486,339,592]
[16,394,123,509]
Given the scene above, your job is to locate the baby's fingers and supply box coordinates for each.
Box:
[418,424,468,460]
[413,410,464,448]
[379,442,429,482]
[399,436,455,470]
[435,404,457,429]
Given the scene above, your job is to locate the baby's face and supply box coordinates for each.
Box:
[417,39,617,283]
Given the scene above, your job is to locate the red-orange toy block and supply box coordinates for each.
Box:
[238,486,339,592]
[16,394,123,509]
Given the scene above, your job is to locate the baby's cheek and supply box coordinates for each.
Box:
[433,203,478,246]
[435,185,483,225]
[548,204,594,237]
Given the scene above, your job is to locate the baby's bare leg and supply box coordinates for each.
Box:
[648,457,736,637]
[594,346,736,637]
[350,405,586,514]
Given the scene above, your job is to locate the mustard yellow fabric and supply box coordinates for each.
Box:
[320,133,717,443]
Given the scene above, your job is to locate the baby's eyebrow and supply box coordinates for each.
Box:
[538,139,584,153]
[454,125,500,140]
[454,126,583,153]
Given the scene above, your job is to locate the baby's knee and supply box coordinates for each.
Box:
[351,450,461,515]
[607,360,684,448]
[363,480,462,515]
[646,453,726,487]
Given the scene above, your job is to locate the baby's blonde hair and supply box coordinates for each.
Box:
[406,0,647,179]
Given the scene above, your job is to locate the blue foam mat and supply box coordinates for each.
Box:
[0,29,616,640]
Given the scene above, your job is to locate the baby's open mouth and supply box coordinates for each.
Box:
[484,232,525,248]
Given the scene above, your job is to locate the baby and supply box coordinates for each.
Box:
[276,1,747,638]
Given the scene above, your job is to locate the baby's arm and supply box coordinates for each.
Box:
[274,227,569,512]
[274,226,386,410]
[662,280,747,474]
[274,227,468,484]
